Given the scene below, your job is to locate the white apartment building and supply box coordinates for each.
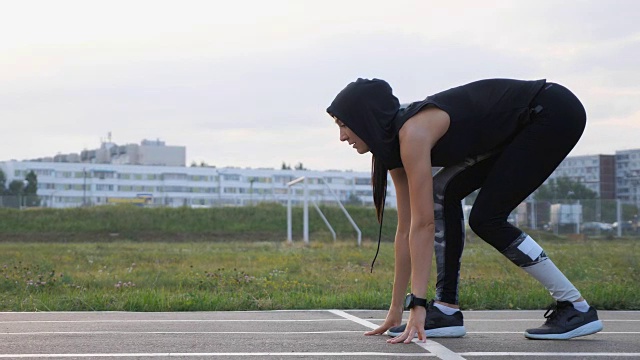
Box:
[0,160,396,209]
[546,154,616,199]
[616,149,640,208]
[545,149,640,206]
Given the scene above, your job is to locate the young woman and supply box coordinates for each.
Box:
[326,78,603,343]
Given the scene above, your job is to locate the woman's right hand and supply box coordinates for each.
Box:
[364,305,404,336]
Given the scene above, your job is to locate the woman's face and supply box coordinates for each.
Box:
[334,117,370,154]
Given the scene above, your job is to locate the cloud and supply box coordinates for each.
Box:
[0,0,638,169]
[574,109,640,156]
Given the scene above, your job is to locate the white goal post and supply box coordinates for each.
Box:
[286,176,362,246]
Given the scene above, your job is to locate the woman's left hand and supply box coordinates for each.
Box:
[387,306,427,344]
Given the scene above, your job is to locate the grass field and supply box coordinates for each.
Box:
[1,237,638,312]
[0,204,397,242]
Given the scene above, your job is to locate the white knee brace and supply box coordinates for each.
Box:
[501,233,581,302]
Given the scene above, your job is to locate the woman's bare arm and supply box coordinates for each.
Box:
[398,108,450,299]
[389,168,412,311]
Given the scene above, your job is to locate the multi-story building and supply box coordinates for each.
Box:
[4,134,640,209]
[546,154,616,199]
[1,137,398,209]
[615,149,640,208]
[0,160,394,209]
[28,138,186,167]
[545,149,640,206]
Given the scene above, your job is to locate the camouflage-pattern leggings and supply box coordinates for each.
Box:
[432,83,586,304]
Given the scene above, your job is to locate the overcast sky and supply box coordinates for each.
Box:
[1,0,638,172]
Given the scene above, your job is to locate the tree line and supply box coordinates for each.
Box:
[0,169,39,208]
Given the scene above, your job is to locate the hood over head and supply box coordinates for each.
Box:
[326,78,403,169]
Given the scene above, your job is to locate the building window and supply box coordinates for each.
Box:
[252,176,272,184]
[39,183,55,190]
[223,174,240,181]
[33,169,54,176]
[274,175,294,183]
[94,171,115,179]
[325,177,345,185]
[162,186,190,192]
[162,173,188,181]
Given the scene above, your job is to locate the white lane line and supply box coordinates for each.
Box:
[0,353,436,358]
[0,319,348,324]
[460,353,640,357]
[468,331,640,335]
[459,310,640,313]
[0,331,363,335]
[351,310,640,315]
[325,310,384,330]
[0,319,533,324]
[4,310,640,314]
[328,310,466,360]
[463,319,640,322]
[0,310,337,314]
[367,318,640,322]
[4,318,637,324]
[2,331,638,335]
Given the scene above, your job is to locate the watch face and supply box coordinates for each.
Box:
[404,294,412,309]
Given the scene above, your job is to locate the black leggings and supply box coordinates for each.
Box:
[433,83,586,304]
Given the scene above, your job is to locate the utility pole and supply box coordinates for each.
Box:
[249,177,256,206]
[83,168,87,206]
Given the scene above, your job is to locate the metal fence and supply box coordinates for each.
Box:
[490,198,639,237]
[0,195,41,209]
[2,195,639,237]
[0,193,369,209]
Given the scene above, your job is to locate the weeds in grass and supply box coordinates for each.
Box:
[0,238,638,311]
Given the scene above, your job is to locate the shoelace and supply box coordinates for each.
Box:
[543,302,571,323]
[543,303,558,319]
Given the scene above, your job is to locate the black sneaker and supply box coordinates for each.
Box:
[525,301,603,340]
[386,300,466,338]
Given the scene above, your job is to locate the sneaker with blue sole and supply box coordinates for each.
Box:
[386,300,466,338]
[525,301,603,340]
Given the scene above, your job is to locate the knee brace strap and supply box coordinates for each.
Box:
[501,233,548,267]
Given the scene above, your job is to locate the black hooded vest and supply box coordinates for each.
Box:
[327,78,546,169]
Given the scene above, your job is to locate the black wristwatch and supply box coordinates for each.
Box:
[404,293,427,310]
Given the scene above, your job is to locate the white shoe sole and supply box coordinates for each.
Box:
[524,320,603,340]
[387,326,466,338]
